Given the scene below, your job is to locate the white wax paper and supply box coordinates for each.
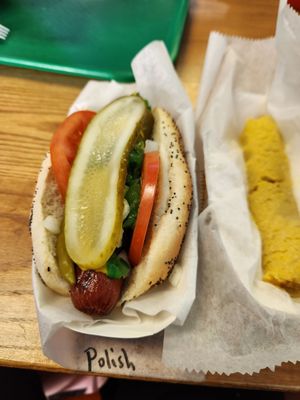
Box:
[163,5,300,374]
[32,40,199,371]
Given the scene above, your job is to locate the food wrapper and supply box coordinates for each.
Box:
[162,4,300,374]
[32,41,199,369]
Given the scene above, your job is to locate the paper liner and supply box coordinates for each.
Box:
[162,5,300,375]
[32,41,199,369]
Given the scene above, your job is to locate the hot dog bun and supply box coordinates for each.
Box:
[31,107,192,308]
[121,108,192,302]
[31,156,69,296]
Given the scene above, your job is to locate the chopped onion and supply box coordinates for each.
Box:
[43,215,61,234]
[144,139,159,153]
[118,250,129,263]
[123,198,130,221]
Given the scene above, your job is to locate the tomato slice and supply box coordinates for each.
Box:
[50,110,96,200]
[128,151,160,266]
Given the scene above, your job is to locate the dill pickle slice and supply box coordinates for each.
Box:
[64,95,153,270]
[56,228,75,285]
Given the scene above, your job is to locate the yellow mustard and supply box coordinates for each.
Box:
[240,115,300,295]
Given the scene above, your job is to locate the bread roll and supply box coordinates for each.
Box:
[31,156,69,295]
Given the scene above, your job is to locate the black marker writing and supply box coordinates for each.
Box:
[110,348,117,368]
[121,348,135,371]
[118,355,124,368]
[85,347,97,372]
[84,347,136,372]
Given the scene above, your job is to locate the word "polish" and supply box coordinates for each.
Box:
[84,347,136,372]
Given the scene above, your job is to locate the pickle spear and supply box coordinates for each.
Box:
[64,95,153,270]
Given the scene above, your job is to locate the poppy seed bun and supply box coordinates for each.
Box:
[31,155,70,296]
[121,108,193,302]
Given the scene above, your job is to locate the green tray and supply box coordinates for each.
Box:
[0,0,188,82]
